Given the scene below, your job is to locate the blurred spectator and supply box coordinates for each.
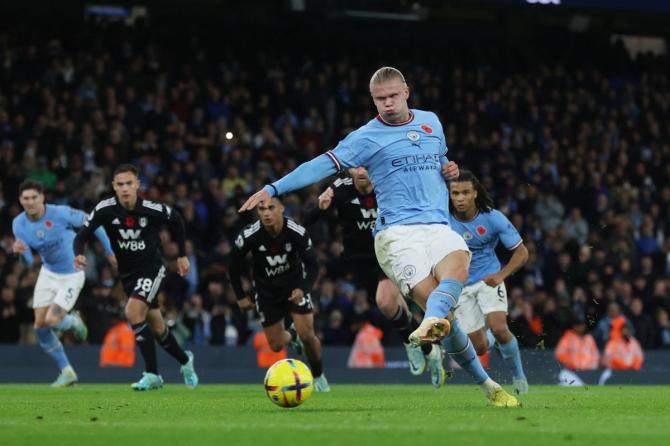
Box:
[562,208,589,246]
[593,303,628,348]
[655,308,670,349]
[555,317,600,386]
[347,322,385,368]
[599,322,644,385]
[99,318,135,368]
[628,298,655,349]
[0,287,20,342]
[253,329,287,368]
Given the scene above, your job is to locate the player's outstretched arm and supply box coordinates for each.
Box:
[239,153,338,212]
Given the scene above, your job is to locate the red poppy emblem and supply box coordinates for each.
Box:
[125,216,135,227]
[362,195,376,208]
[421,124,433,134]
[270,244,281,254]
[476,225,487,236]
[45,220,53,229]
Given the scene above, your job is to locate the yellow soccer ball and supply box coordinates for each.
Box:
[264,358,314,408]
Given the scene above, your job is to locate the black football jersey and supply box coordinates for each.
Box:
[229,217,318,300]
[330,177,377,261]
[73,197,186,275]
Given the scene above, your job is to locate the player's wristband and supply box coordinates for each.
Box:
[264,184,279,197]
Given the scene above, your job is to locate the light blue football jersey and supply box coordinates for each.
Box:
[327,109,450,233]
[12,204,113,274]
[449,209,522,285]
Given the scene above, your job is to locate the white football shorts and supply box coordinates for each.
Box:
[454,280,508,334]
[32,267,85,311]
[374,224,469,297]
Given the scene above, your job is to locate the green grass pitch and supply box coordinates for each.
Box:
[1,384,668,446]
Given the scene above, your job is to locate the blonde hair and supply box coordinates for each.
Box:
[369,66,406,89]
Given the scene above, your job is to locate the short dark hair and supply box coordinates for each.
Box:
[113,164,139,178]
[448,169,494,213]
[19,179,45,195]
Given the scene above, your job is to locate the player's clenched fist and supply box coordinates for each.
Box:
[442,161,460,181]
[74,255,87,270]
[289,288,304,303]
[12,239,27,255]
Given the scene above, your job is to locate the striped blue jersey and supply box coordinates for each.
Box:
[327,109,450,233]
[12,204,113,274]
[449,210,522,286]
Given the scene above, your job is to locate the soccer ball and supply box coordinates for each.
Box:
[264,358,314,408]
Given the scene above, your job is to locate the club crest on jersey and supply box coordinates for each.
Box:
[44,220,54,229]
[403,265,416,279]
[235,234,244,248]
[139,217,147,228]
[285,243,292,252]
[476,226,487,236]
[406,131,421,142]
[462,231,473,241]
[36,229,45,238]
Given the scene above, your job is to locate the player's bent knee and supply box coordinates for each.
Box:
[124,306,142,324]
[45,314,62,327]
[375,295,395,314]
[453,266,469,284]
[268,341,285,352]
[474,342,488,356]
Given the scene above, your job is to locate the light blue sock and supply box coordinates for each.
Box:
[443,319,489,384]
[52,314,75,331]
[498,336,526,379]
[36,327,70,370]
[425,279,463,319]
[486,329,496,350]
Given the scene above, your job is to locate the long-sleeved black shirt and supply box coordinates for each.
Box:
[229,217,318,301]
[73,196,186,275]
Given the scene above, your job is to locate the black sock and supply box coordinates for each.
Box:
[158,328,189,365]
[411,317,433,355]
[287,325,298,342]
[390,306,432,354]
[132,322,158,374]
[310,358,323,378]
[390,305,414,343]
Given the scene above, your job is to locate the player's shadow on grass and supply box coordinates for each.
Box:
[256,407,395,413]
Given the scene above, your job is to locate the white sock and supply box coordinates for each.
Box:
[480,378,499,396]
[62,365,76,376]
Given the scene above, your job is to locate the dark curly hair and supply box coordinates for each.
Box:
[448,169,494,213]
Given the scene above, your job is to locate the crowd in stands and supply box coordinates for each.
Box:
[0,23,669,355]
